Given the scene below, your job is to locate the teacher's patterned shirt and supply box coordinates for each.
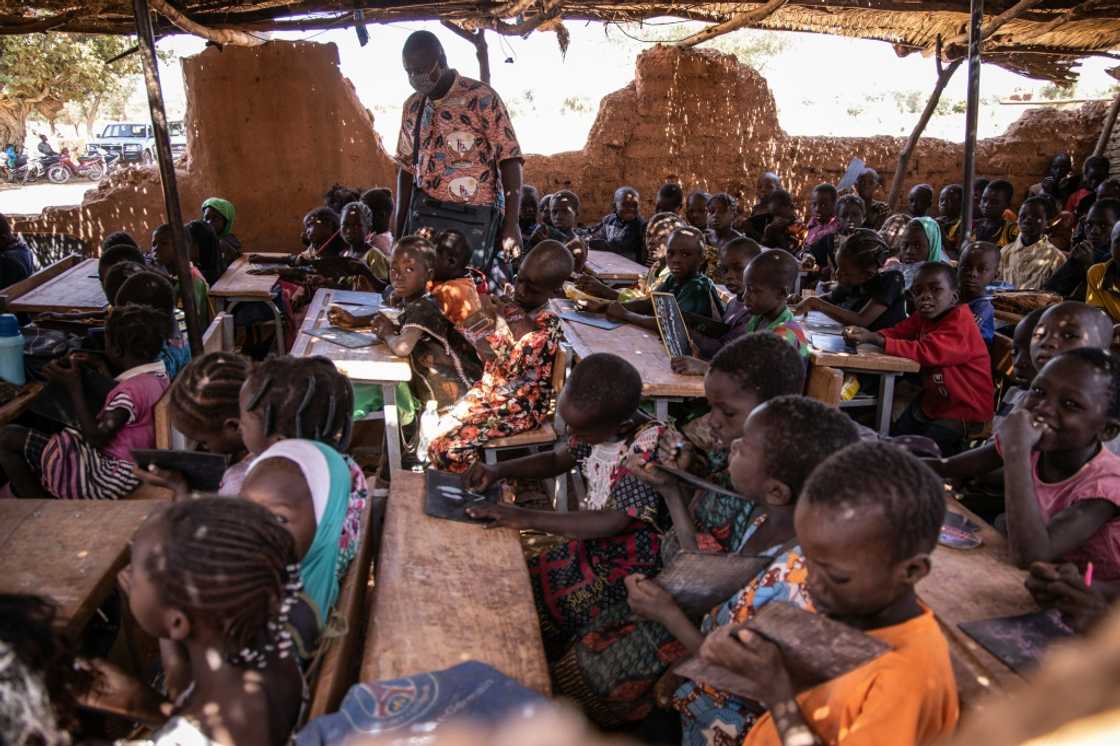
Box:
[395,72,522,207]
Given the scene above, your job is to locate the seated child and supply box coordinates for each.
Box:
[1066,155,1111,213]
[889,217,946,289]
[463,354,689,653]
[683,237,762,360]
[846,262,993,456]
[855,168,890,230]
[937,184,964,259]
[100,242,145,285]
[957,240,1000,344]
[656,182,685,215]
[339,201,388,290]
[678,249,807,372]
[759,189,805,253]
[430,228,490,325]
[100,230,139,253]
[574,213,688,301]
[370,237,482,411]
[359,187,395,256]
[150,222,213,327]
[605,227,724,329]
[706,193,745,249]
[241,439,357,623]
[804,183,839,247]
[299,206,347,261]
[117,498,305,743]
[999,196,1066,290]
[803,194,866,281]
[590,187,644,263]
[686,190,711,230]
[426,241,572,472]
[796,229,906,331]
[931,348,1120,587]
[1047,198,1120,299]
[529,190,580,248]
[115,270,191,378]
[974,179,1020,246]
[710,441,958,746]
[201,196,241,266]
[1085,221,1120,322]
[165,351,253,494]
[520,184,542,240]
[997,307,1048,421]
[0,212,34,290]
[555,384,850,728]
[0,304,171,500]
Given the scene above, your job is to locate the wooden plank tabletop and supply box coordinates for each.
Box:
[551,299,705,399]
[209,254,286,299]
[809,346,920,374]
[290,288,411,384]
[586,250,646,282]
[361,471,551,694]
[7,258,107,313]
[918,498,1036,710]
[0,500,159,637]
[0,383,43,428]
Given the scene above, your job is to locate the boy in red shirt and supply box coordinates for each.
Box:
[845,262,993,456]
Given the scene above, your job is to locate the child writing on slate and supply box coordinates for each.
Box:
[845,262,993,456]
[703,441,958,746]
[602,227,724,329]
[794,229,906,331]
[0,304,171,500]
[464,353,689,654]
[554,393,855,729]
[675,249,808,374]
[680,237,761,361]
[370,237,482,412]
[930,348,1120,586]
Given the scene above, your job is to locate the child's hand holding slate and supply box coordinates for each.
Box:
[1026,561,1109,633]
[42,357,81,390]
[671,355,708,377]
[133,464,190,502]
[624,574,680,625]
[464,462,500,493]
[701,626,795,709]
[464,502,531,530]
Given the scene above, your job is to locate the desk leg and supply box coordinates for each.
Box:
[876,374,898,436]
[655,399,669,421]
[382,383,403,474]
[267,300,286,354]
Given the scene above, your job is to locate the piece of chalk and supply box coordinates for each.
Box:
[1085,562,1094,588]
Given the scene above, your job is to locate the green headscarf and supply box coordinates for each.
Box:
[915,216,946,264]
[249,439,351,620]
[202,197,235,237]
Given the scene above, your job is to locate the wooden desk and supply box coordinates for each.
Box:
[802,313,919,435]
[0,383,43,428]
[290,288,411,472]
[918,499,1036,710]
[209,254,287,353]
[0,500,159,637]
[586,250,645,285]
[552,299,705,418]
[361,472,550,694]
[4,257,107,314]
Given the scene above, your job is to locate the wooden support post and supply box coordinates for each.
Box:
[441,21,491,84]
[133,0,203,356]
[1094,91,1120,157]
[676,0,789,48]
[887,51,963,209]
[961,0,984,241]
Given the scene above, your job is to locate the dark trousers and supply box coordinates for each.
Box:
[891,399,967,457]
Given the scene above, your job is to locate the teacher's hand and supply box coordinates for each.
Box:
[500,221,523,261]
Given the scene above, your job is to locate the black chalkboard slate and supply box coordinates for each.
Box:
[651,292,693,358]
[132,449,230,492]
[424,469,499,524]
[28,368,118,433]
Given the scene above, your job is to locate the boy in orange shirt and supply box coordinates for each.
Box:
[701,441,959,746]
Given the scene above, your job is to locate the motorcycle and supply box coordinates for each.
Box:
[47,147,106,184]
[20,155,58,184]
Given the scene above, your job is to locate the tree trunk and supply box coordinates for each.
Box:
[0,98,30,149]
[84,93,103,139]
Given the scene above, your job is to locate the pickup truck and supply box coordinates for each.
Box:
[89,120,187,164]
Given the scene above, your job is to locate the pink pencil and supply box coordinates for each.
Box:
[1084,562,1094,588]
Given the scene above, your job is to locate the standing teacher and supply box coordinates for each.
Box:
[394,31,524,274]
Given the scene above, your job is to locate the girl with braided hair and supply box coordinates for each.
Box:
[370,237,482,413]
[117,498,305,745]
[0,304,171,500]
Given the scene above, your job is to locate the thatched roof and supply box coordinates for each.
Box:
[3,1,1120,82]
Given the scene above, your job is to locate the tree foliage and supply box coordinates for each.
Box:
[0,33,146,147]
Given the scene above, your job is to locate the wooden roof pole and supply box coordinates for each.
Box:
[961,0,985,240]
[441,21,491,84]
[149,0,265,46]
[1014,0,1112,44]
[675,0,789,48]
[940,0,1047,52]
[133,0,203,356]
[1094,92,1120,157]
[886,40,963,210]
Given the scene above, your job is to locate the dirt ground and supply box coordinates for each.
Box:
[0,181,96,217]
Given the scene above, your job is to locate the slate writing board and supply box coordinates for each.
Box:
[559,311,624,330]
[655,551,772,619]
[424,469,499,524]
[656,464,741,500]
[837,157,866,192]
[28,368,117,433]
[303,327,378,349]
[329,290,382,307]
[132,449,230,492]
[651,292,693,358]
[810,333,855,354]
[959,610,1073,674]
[675,603,891,701]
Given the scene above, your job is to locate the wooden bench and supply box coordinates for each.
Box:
[303,489,384,721]
[361,471,550,694]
